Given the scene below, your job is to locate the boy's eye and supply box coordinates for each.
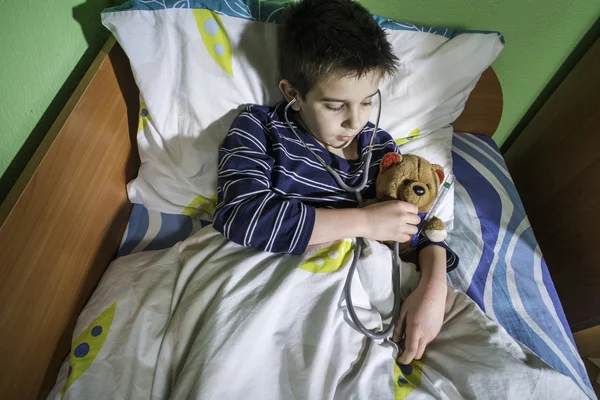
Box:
[324,101,371,111]
[325,104,344,111]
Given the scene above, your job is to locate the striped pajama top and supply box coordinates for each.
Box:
[213,102,458,271]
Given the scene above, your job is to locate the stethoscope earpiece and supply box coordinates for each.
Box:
[290,97,301,111]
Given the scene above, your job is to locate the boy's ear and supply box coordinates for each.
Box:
[279,80,301,110]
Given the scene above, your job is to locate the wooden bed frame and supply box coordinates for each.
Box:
[0,36,503,399]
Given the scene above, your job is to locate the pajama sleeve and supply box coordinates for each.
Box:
[416,238,459,272]
[213,110,316,255]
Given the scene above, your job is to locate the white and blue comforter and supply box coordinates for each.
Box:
[111,132,593,398]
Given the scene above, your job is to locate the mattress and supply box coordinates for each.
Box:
[116,132,593,395]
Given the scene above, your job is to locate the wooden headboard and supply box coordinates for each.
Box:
[0,37,503,399]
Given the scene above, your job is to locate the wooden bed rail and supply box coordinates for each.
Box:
[0,37,140,399]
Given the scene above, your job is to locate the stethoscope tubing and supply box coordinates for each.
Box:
[283,92,403,342]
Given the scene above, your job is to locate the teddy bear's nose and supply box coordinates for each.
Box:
[413,185,426,196]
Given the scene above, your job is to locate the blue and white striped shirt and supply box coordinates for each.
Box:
[214,102,458,271]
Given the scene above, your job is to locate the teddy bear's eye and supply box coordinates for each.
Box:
[403,179,411,185]
[426,183,432,190]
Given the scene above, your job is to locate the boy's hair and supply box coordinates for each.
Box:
[278,0,398,98]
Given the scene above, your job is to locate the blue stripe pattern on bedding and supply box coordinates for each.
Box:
[117,132,593,397]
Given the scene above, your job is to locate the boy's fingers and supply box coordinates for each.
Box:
[396,234,410,243]
[397,343,417,365]
[397,328,418,365]
[397,201,419,215]
[402,212,421,226]
[405,224,419,235]
[392,319,404,343]
[389,201,418,216]
[392,306,408,342]
[415,339,426,360]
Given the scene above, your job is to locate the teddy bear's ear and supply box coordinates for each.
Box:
[433,164,444,184]
[381,152,403,172]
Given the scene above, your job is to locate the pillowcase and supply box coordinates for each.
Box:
[102,0,504,222]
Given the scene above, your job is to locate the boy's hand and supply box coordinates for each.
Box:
[393,246,448,364]
[362,201,420,243]
[393,280,447,365]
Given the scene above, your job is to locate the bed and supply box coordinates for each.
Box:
[106,131,595,397]
[0,4,595,399]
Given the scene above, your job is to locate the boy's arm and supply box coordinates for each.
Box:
[214,110,316,255]
[383,123,456,363]
[418,245,448,285]
[310,208,367,245]
[309,202,421,246]
[394,245,448,365]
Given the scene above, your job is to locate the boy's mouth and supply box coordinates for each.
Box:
[336,135,355,142]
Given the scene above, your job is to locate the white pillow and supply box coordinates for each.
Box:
[102,1,503,222]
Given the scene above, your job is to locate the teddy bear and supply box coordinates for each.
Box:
[375,152,447,251]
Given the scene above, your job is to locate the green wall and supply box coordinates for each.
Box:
[1,0,599,202]
[0,0,116,202]
[360,0,600,146]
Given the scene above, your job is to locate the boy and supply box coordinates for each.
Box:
[214,0,458,365]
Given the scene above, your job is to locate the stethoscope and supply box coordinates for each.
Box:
[283,91,404,356]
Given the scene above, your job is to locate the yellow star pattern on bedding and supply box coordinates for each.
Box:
[138,102,151,132]
[395,128,421,146]
[61,302,117,397]
[193,10,234,77]
[298,239,354,273]
[394,356,425,399]
[183,193,218,217]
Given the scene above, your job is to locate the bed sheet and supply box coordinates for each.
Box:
[116,132,593,396]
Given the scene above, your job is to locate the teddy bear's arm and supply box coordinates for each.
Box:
[423,216,447,242]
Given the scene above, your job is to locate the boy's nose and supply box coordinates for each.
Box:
[345,110,362,130]
[347,120,361,130]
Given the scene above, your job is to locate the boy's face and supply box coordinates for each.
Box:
[283,71,380,150]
